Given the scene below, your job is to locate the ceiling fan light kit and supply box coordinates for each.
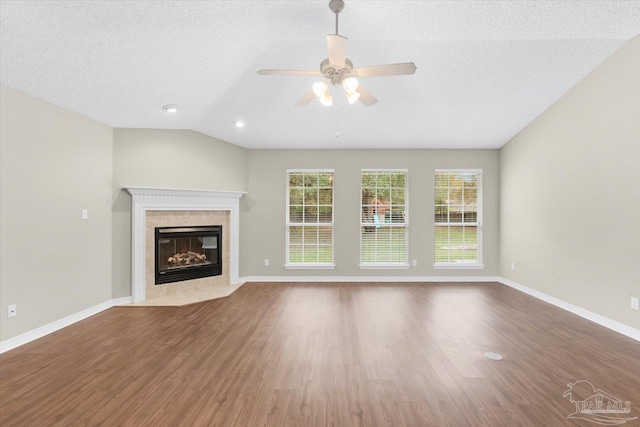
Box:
[342,76,358,94]
[345,91,360,105]
[257,0,416,108]
[313,81,329,97]
[319,92,333,107]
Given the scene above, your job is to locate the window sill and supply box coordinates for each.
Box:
[433,263,485,270]
[284,263,336,270]
[359,263,411,270]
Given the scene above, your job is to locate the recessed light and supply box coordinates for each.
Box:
[234,120,244,128]
[163,104,179,113]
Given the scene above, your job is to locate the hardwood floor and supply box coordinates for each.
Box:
[1,282,639,426]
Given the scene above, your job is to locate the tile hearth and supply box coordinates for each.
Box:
[125,282,245,306]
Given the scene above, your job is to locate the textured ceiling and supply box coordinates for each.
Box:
[1,1,639,149]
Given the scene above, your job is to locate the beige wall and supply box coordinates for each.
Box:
[111,129,248,298]
[500,35,640,329]
[0,87,113,341]
[242,149,500,277]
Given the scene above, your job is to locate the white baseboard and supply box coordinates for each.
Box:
[498,277,640,342]
[112,296,134,306]
[240,275,502,283]
[0,296,133,354]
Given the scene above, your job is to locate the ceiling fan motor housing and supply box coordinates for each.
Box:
[320,58,354,85]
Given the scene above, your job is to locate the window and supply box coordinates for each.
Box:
[434,170,483,268]
[360,170,409,268]
[286,170,334,268]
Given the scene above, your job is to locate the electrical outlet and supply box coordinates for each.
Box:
[511,262,515,271]
[264,259,269,266]
[82,209,88,220]
[632,297,639,311]
[8,304,16,318]
[412,259,417,267]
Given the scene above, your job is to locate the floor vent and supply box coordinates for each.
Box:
[484,352,503,361]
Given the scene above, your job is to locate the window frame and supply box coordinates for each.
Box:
[359,169,410,270]
[434,169,484,269]
[285,169,336,270]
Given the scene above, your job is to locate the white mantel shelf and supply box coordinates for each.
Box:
[125,187,246,303]
[125,187,246,199]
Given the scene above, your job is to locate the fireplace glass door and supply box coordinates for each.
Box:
[155,226,222,284]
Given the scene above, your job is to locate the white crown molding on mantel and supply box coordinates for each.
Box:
[125,187,247,199]
[125,187,246,303]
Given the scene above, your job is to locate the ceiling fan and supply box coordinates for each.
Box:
[257,0,417,107]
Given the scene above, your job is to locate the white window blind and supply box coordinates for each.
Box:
[360,170,408,266]
[286,170,334,266]
[434,170,483,267]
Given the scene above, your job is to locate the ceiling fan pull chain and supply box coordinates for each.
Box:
[335,102,345,137]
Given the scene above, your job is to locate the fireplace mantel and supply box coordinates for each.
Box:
[125,187,246,302]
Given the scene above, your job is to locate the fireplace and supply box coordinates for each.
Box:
[155,225,222,285]
[126,187,244,303]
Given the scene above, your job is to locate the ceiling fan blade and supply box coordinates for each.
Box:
[327,34,348,67]
[354,62,417,78]
[257,69,323,76]
[356,86,377,107]
[295,90,316,107]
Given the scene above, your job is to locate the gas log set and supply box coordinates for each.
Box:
[167,251,208,266]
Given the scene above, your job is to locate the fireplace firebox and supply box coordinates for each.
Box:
[155,226,222,285]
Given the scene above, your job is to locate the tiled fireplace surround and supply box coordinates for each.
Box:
[126,188,245,304]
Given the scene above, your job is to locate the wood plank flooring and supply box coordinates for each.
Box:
[1,282,639,426]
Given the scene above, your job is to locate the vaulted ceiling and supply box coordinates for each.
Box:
[1,1,639,149]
